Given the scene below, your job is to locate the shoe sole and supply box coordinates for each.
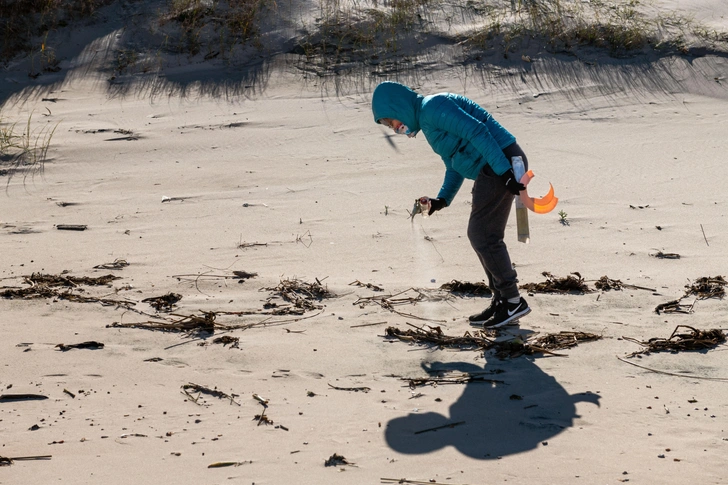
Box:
[483,306,531,329]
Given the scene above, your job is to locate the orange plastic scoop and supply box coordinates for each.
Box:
[519,170,558,214]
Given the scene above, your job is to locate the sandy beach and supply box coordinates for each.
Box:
[2,0,728,483]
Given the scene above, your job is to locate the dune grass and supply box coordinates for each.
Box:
[1,0,726,76]
[0,111,57,185]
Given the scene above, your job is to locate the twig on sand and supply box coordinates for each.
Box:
[0,394,49,402]
[616,356,728,382]
[414,421,466,434]
[208,461,252,468]
[381,477,466,484]
[354,289,448,323]
[701,224,709,246]
[350,321,387,328]
[328,383,371,393]
[0,455,52,466]
[181,383,240,406]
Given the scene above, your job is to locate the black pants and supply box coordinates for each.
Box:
[466,142,527,300]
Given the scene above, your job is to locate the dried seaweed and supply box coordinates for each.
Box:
[623,325,726,357]
[0,456,12,466]
[25,273,119,287]
[439,280,492,297]
[349,280,384,292]
[181,383,240,406]
[55,341,104,351]
[1,272,123,301]
[384,325,601,358]
[324,453,353,467]
[142,293,182,311]
[385,324,495,350]
[93,259,130,270]
[595,276,623,291]
[520,272,591,294]
[212,335,240,348]
[652,251,680,259]
[110,312,218,334]
[263,277,334,312]
[684,276,726,299]
[233,271,258,281]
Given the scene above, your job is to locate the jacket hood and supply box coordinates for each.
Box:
[371,81,423,134]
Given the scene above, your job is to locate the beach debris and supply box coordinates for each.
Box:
[654,299,693,314]
[385,324,601,358]
[0,394,49,402]
[142,293,182,311]
[324,453,353,467]
[381,479,463,485]
[207,461,252,468]
[237,241,268,249]
[25,272,119,287]
[520,272,591,294]
[651,251,680,259]
[403,373,506,389]
[144,357,163,362]
[595,276,656,292]
[349,280,384,292]
[233,271,258,282]
[56,224,87,231]
[385,324,494,351]
[328,383,371,393]
[350,321,388,328]
[93,259,130,270]
[181,383,240,406]
[684,276,726,299]
[623,325,726,357]
[253,393,269,405]
[1,273,124,301]
[161,196,190,203]
[595,276,623,291]
[414,420,466,435]
[63,389,75,398]
[212,335,239,348]
[111,312,217,334]
[253,414,273,426]
[616,356,728,382]
[439,280,492,297]
[119,433,148,438]
[56,341,104,351]
[0,455,52,466]
[263,277,334,313]
[354,288,448,323]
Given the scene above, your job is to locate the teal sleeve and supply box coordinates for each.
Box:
[430,98,512,176]
[437,163,465,205]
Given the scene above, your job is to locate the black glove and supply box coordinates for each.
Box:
[500,168,526,195]
[428,197,447,215]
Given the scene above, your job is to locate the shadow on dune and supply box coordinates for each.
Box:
[385,357,600,459]
[2,0,728,109]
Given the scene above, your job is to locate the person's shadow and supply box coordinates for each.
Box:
[385,357,600,458]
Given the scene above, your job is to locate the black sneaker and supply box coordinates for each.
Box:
[484,297,531,328]
[468,299,501,326]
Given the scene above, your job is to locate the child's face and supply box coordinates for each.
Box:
[379,118,403,133]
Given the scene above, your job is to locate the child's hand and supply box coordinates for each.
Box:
[428,197,447,215]
[500,169,526,195]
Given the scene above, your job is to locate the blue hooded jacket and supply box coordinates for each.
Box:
[372,81,516,205]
